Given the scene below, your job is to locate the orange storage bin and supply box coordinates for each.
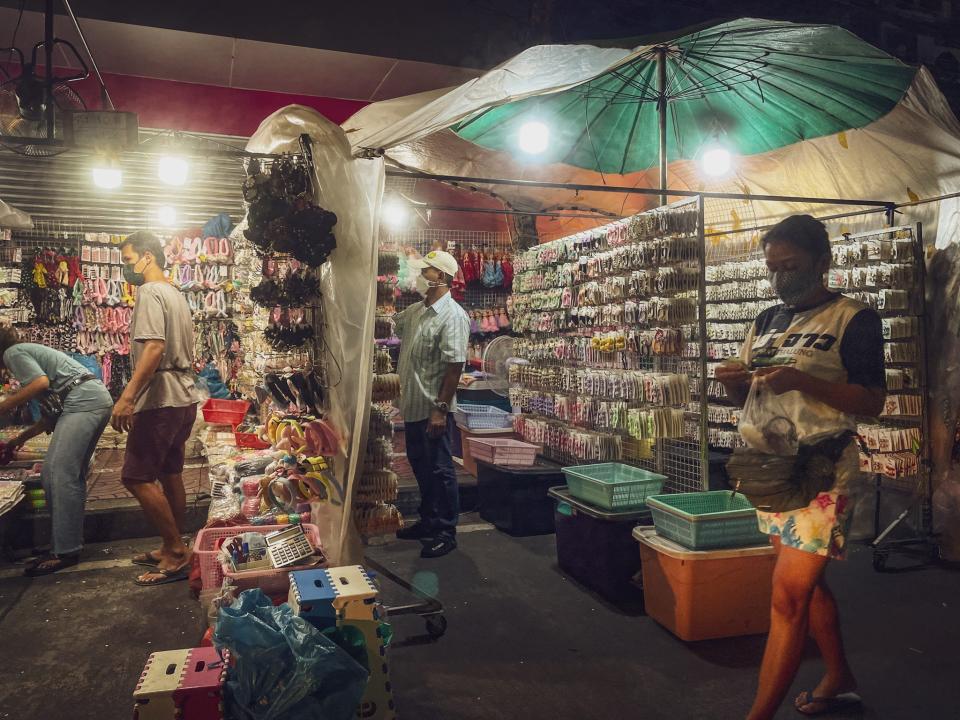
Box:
[634,526,776,641]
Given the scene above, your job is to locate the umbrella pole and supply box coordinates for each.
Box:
[657,46,668,207]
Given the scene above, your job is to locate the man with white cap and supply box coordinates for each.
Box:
[393,250,470,558]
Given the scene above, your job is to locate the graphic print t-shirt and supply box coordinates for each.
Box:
[738,294,885,441]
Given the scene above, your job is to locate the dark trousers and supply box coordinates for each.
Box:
[405,415,459,537]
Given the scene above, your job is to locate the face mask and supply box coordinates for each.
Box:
[416,274,446,298]
[768,268,822,306]
[123,257,149,286]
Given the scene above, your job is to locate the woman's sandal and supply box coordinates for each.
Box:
[24,553,80,577]
[795,690,862,716]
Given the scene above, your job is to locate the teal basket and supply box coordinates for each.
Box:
[645,491,767,550]
[562,463,667,512]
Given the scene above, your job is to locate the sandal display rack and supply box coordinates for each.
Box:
[4,219,239,397]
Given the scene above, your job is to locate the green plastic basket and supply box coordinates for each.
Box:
[645,491,767,550]
[561,463,667,511]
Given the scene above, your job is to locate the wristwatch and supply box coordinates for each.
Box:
[433,400,450,413]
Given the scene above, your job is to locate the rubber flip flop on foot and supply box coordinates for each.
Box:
[795,690,862,716]
[135,564,190,587]
[131,551,162,568]
[24,554,80,577]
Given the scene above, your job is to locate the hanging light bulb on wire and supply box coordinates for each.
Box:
[92,158,122,189]
[158,155,189,186]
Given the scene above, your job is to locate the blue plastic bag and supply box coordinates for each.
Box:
[214,589,368,720]
[203,212,234,239]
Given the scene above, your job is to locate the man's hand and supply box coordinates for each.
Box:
[111,395,136,433]
[755,366,809,395]
[427,408,447,439]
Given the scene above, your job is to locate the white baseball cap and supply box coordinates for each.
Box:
[409,250,459,278]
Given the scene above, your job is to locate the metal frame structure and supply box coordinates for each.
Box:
[385,166,947,573]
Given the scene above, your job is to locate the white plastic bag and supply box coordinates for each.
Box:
[739,377,799,456]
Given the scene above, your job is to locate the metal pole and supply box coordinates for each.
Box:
[61,0,114,110]
[384,169,894,208]
[657,46,668,207]
[696,195,709,491]
[44,0,55,142]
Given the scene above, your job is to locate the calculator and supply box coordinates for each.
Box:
[265,525,315,568]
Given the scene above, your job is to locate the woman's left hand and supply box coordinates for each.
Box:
[755,366,810,395]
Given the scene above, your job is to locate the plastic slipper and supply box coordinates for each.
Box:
[135,563,190,587]
[24,554,79,577]
[131,551,162,568]
[795,690,862,716]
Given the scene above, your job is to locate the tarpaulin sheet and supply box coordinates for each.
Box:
[246,106,384,564]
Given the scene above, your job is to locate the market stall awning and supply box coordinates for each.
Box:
[343,19,960,243]
[451,19,917,174]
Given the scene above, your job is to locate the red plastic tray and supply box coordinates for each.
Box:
[201,398,250,428]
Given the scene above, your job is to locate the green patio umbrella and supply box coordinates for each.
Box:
[452,18,917,198]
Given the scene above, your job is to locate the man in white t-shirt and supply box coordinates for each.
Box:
[113,231,199,586]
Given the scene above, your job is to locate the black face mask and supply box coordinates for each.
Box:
[123,256,149,286]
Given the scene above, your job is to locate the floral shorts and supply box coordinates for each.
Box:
[756,492,853,560]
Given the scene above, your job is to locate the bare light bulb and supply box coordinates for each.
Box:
[701,146,733,177]
[518,121,550,154]
[158,155,189,186]
[382,197,408,230]
[92,166,122,189]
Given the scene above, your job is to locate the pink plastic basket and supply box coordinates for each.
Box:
[201,399,250,428]
[222,524,324,596]
[193,523,322,592]
[467,438,538,467]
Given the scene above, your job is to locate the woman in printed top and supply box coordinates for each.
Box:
[0,327,113,575]
[715,215,886,720]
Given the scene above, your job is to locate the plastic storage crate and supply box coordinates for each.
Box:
[562,463,667,511]
[453,404,512,430]
[549,486,650,603]
[634,526,775,640]
[645,491,767,550]
[221,523,324,596]
[201,399,250,428]
[477,460,564,536]
[467,438,537,467]
[194,523,322,591]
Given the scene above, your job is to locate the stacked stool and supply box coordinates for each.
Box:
[288,565,397,720]
[133,647,228,720]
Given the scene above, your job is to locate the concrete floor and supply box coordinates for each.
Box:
[0,527,956,720]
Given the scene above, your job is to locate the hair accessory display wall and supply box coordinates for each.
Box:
[510,198,708,492]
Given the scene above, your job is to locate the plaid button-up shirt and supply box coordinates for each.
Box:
[395,292,470,422]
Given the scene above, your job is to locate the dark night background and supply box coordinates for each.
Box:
[2,0,959,108]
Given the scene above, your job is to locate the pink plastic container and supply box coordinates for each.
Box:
[467,438,538,467]
[193,523,322,591]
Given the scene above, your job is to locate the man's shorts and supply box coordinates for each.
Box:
[122,404,198,482]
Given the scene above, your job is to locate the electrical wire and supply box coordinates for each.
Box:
[7,0,25,66]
